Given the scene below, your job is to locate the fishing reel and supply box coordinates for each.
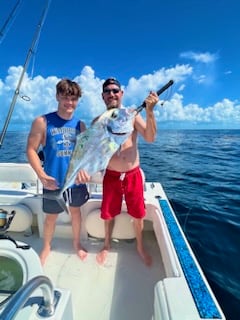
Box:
[0,209,30,248]
[0,208,16,233]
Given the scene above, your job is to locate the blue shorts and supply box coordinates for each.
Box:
[43,185,89,214]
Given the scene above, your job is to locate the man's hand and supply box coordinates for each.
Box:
[75,169,91,184]
[145,91,159,111]
[40,174,58,190]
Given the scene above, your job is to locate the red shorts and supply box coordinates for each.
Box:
[101,166,145,220]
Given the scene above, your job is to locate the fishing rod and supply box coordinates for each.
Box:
[0,0,52,148]
[0,0,23,45]
[136,79,174,114]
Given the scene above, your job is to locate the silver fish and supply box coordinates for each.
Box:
[54,107,136,212]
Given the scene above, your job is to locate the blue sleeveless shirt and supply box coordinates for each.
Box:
[43,112,82,189]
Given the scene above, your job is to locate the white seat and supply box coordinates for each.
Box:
[0,163,38,186]
[0,204,33,232]
[0,163,40,233]
[85,208,136,239]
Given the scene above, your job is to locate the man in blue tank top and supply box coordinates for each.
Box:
[27,79,89,265]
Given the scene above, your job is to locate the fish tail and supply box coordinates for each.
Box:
[52,189,70,215]
[55,193,70,215]
[38,189,70,215]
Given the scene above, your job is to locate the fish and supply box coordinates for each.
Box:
[50,107,136,213]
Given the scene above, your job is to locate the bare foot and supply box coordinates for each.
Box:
[39,247,51,266]
[76,248,88,261]
[96,249,109,265]
[137,247,152,266]
[73,242,88,261]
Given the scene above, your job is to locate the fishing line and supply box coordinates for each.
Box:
[30,53,36,80]
[135,80,174,114]
[21,9,43,100]
[29,29,41,80]
[160,82,174,106]
[171,199,194,235]
[181,207,193,233]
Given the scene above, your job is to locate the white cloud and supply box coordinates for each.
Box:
[123,64,193,109]
[180,51,218,64]
[0,63,240,131]
[179,50,219,86]
[74,66,106,117]
[224,70,232,75]
[156,94,240,125]
[206,99,240,122]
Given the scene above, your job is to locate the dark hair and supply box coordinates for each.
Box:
[102,78,121,91]
[56,79,82,97]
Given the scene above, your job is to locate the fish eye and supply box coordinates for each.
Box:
[111,109,119,119]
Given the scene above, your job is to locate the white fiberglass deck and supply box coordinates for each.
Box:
[9,229,165,320]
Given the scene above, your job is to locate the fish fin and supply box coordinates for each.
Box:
[51,190,70,215]
[55,195,70,215]
[117,145,122,156]
[34,190,70,215]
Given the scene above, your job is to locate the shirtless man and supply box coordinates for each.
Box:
[96,78,159,266]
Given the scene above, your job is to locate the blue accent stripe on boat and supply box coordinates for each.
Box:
[159,199,222,319]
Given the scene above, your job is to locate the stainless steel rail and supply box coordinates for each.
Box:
[0,275,55,320]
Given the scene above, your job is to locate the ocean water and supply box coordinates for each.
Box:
[0,129,240,319]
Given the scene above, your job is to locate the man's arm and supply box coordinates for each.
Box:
[26,116,57,189]
[26,117,45,177]
[134,91,158,142]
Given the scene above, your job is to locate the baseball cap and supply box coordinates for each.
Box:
[102,78,121,90]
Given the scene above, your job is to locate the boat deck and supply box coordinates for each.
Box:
[0,163,226,320]
[8,228,165,320]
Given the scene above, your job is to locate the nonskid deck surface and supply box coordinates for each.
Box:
[8,229,165,320]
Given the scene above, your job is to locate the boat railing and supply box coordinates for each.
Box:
[0,275,57,320]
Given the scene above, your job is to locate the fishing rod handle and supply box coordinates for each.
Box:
[156,79,174,96]
[136,79,174,112]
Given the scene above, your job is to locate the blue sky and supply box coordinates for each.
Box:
[0,0,240,131]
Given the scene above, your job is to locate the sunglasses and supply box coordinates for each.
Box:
[103,88,121,94]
